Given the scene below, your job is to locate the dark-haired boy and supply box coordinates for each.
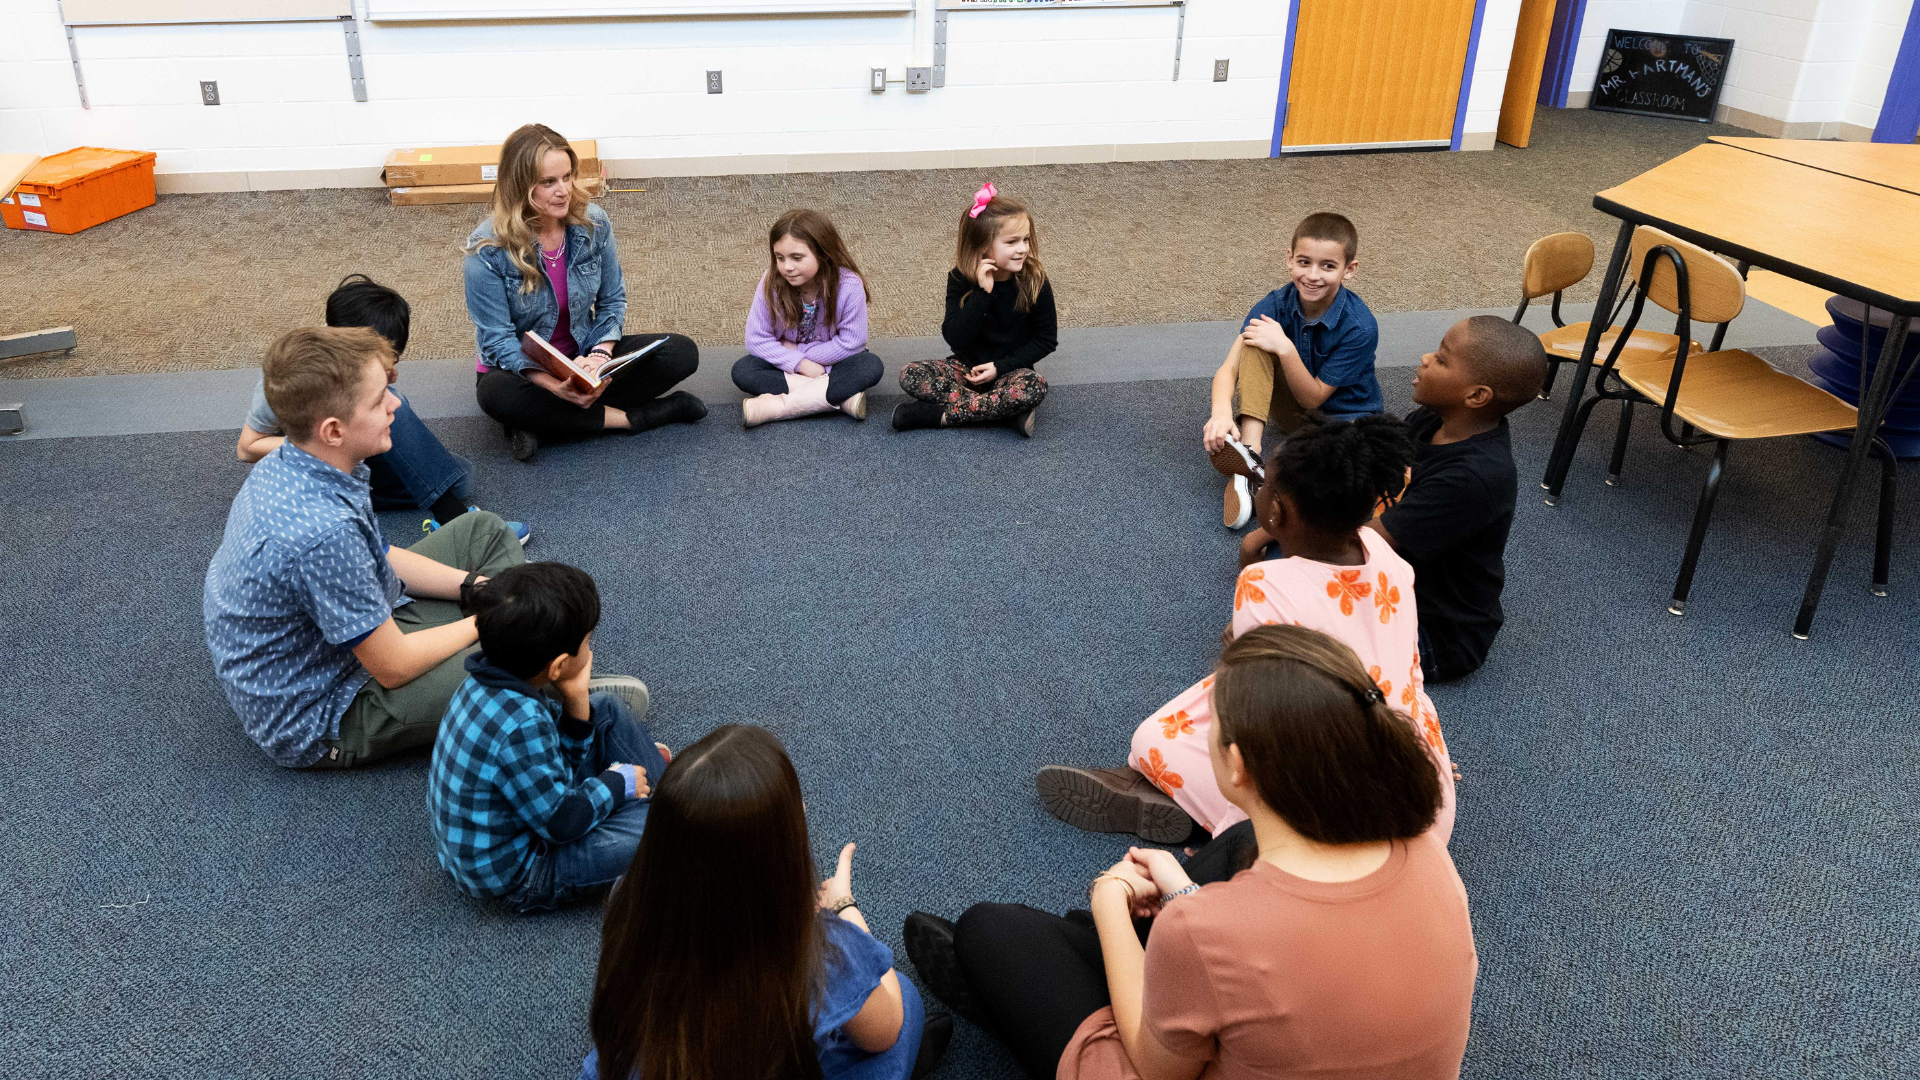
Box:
[428,561,669,913]
[205,327,528,769]
[1367,315,1548,682]
[1204,212,1383,528]
[235,273,530,543]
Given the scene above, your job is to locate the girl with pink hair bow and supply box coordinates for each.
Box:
[892,183,1057,437]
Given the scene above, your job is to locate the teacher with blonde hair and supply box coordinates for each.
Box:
[465,123,704,462]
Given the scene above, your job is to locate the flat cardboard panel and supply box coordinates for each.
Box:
[390,169,604,205]
[384,140,598,187]
[61,0,352,25]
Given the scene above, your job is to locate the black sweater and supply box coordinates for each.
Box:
[941,267,1058,373]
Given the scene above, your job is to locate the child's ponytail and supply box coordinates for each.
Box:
[1267,412,1415,533]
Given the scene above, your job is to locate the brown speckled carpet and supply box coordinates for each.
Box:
[1,108,1756,379]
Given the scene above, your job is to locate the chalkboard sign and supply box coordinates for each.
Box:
[1590,30,1733,123]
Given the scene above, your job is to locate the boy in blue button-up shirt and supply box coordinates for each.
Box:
[1202,212,1384,528]
[204,326,526,768]
[428,561,670,912]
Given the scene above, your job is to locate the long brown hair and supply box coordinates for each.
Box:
[764,209,868,338]
[1213,624,1441,846]
[590,725,825,1080]
[954,193,1047,312]
[471,123,591,294]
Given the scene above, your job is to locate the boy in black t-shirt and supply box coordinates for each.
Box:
[1369,316,1548,682]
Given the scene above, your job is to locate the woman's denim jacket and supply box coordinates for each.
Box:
[463,201,626,375]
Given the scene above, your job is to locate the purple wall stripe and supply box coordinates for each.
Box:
[1872,0,1920,143]
[1450,0,1493,150]
[1270,0,1304,156]
[1538,0,1587,109]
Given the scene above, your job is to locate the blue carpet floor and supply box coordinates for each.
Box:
[3,363,1916,1079]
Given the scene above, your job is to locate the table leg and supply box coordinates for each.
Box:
[1542,218,1634,502]
[1794,313,1911,638]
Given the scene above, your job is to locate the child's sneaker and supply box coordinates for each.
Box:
[1210,438,1263,529]
[1223,477,1252,529]
[588,675,650,720]
[1208,437,1264,482]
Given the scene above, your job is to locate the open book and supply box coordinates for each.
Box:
[520,332,666,392]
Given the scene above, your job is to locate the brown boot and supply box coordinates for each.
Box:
[1036,765,1196,844]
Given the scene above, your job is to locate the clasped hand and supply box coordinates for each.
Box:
[964,362,998,386]
[1095,846,1196,919]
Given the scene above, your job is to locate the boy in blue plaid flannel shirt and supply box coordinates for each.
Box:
[428,561,671,912]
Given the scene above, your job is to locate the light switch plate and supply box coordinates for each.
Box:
[1213,59,1229,82]
[706,70,723,94]
[906,66,932,92]
[870,67,887,92]
[200,80,220,105]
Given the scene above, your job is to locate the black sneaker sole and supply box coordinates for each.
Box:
[902,912,986,1029]
[1035,766,1195,844]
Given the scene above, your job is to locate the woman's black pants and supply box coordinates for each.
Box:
[475,333,698,440]
[951,822,1256,1079]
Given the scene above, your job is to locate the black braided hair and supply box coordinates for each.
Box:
[1266,412,1415,534]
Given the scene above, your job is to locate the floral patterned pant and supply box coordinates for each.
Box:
[898,358,1048,424]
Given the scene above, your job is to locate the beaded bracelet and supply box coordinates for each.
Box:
[830,895,859,915]
[1160,883,1200,904]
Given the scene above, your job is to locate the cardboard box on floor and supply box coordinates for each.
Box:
[390,168,605,207]
[383,139,599,187]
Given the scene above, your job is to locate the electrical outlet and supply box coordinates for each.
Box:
[870,67,887,93]
[1213,59,1230,82]
[706,70,723,94]
[906,66,931,92]
[200,80,220,105]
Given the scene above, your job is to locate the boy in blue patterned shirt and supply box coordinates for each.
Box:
[428,561,671,912]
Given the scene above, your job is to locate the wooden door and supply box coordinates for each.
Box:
[1497,0,1558,148]
[1280,0,1480,152]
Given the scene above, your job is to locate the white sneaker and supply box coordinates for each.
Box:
[1224,476,1252,529]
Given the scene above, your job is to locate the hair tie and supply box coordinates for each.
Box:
[967,181,997,218]
[1361,686,1385,705]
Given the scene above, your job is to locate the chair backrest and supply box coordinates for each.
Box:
[1628,226,1746,324]
[1520,232,1595,299]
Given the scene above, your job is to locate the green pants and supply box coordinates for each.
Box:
[312,512,526,769]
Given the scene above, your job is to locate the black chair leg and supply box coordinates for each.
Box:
[1607,400,1634,486]
[1671,440,1731,616]
[1873,438,1897,597]
[1539,357,1561,400]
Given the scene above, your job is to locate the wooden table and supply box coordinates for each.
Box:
[1540,141,1920,637]
[1709,135,1920,196]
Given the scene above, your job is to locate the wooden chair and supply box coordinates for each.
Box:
[1513,230,1700,399]
[1561,226,1899,615]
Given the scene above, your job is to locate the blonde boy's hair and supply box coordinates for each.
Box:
[263,326,395,443]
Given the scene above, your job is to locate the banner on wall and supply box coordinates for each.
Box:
[1589,29,1733,123]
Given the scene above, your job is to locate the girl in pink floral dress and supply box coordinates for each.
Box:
[1041,415,1455,845]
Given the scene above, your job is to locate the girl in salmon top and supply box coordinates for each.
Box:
[1037,414,1455,846]
[904,624,1478,1080]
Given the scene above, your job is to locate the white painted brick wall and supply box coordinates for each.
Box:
[1463,0,1524,137]
[1846,0,1914,130]
[0,0,1294,179]
[1569,0,1912,131]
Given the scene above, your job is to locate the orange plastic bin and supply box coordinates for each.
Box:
[1,147,157,235]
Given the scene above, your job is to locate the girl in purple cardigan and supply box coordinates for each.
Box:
[733,210,884,427]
